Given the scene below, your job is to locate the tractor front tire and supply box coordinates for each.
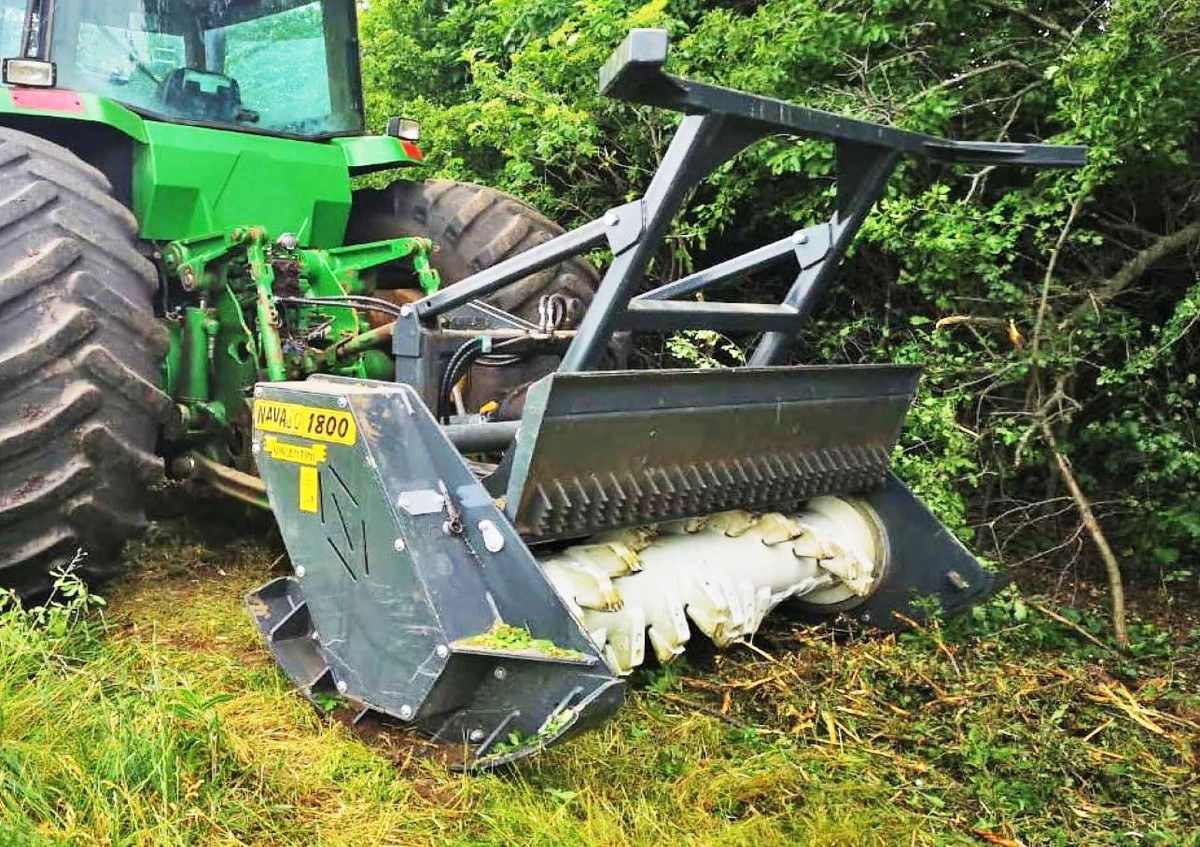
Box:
[0,127,169,597]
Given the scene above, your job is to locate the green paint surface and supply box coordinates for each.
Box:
[133,122,353,248]
[0,86,419,247]
[0,87,149,142]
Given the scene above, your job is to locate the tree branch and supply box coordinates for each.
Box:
[901,59,1031,109]
[1063,219,1200,327]
[1029,197,1084,402]
[1040,422,1128,647]
[978,0,1074,41]
[1092,219,1200,304]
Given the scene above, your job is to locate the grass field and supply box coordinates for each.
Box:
[1,491,1197,846]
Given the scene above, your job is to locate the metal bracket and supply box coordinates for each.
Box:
[602,200,645,255]
[792,223,832,269]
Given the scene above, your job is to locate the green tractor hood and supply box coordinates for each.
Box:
[0,86,420,247]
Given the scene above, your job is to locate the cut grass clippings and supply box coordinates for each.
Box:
[0,498,1197,846]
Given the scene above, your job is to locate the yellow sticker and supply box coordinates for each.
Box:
[298,466,320,514]
[254,400,357,445]
[263,436,327,466]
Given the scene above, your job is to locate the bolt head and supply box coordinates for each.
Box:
[337,396,348,408]
[254,386,264,398]
[336,680,348,694]
[393,537,405,552]
[493,666,507,681]
[400,304,413,318]
[604,210,620,227]
[469,729,486,743]
[295,565,306,578]
[311,631,320,641]
[251,441,262,454]
[792,232,810,245]
[399,705,414,720]
[436,644,449,659]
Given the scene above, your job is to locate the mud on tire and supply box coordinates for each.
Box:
[0,127,168,597]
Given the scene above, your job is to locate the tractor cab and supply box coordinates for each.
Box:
[0,0,365,138]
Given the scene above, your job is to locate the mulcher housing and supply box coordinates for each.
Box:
[247,31,1086,767]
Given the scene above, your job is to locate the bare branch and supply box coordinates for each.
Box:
[901,59,1031,109]
[978,0,1074,41]
[1029,197,1085,388]
[1040,422,1129,647]
[1089,219,1200,305]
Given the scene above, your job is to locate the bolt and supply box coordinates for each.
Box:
[393,537,406,552]
[295,565,306,578]
[399,704,414,720]
[251,441,262,455]
[860,612,871,623]
[604,210,621,227]
[337,396,348,408]
[436,644,449,658]
[400,304,413,318]
[336,680,348,694]
[792,231,810,245]
[493,666,507,681]
[171,456,196,478]
[254,386,264,398]
[469,729,486,743]
[311,631,320,641]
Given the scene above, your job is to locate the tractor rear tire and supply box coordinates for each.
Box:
[0,127,168,597]
[347,180,602,414]
[347,179,600,322]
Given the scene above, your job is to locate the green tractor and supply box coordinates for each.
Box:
[0,6,1085,766]
[0,0,596,592]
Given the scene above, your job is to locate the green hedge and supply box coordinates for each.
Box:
[361,0,1200,580]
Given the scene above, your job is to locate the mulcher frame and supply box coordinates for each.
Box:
[392,28,1085,393]
[247,30,1086,770]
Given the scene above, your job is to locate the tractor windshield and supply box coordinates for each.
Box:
[43,0,364,138]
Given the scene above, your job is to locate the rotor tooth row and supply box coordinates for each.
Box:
[521,444,891,541]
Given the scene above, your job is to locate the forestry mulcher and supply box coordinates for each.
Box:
[0,2,1084,767]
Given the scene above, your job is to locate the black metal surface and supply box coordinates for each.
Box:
[504,366,920,541]
[394,29,1085,376]
[619,300,801,332]
[248,378,622,767]
[600,29,1086,168]
[443,420,521,453]
[839,473,1000,628]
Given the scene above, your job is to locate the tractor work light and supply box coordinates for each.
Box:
[386,117,420,141]
[3,58,56,88]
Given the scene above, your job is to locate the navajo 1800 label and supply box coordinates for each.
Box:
[253,400,357,446]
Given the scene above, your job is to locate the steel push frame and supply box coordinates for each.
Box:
[392,28,1085,387]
